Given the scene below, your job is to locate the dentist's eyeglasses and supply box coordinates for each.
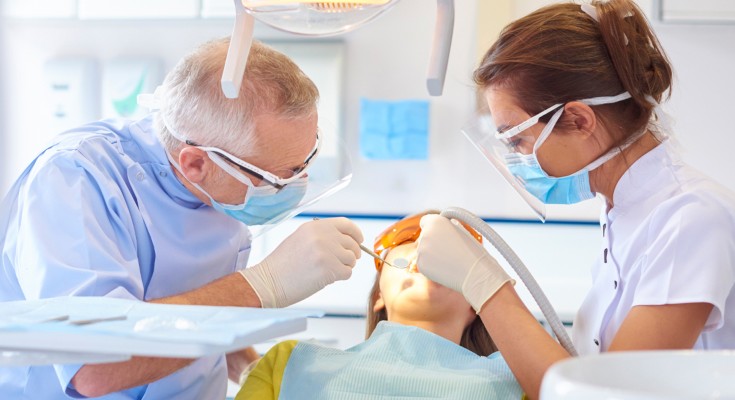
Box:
[186,132,321,190]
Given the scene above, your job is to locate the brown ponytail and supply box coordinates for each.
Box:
[596,0,673,105]
[474,0,673,145]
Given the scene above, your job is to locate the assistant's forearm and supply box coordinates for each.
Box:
[478,284,570,400]
[72,272,261,396]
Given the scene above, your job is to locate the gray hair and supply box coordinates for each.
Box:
[156,38,319,155]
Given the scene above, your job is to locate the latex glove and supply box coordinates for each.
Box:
[240,217,363,308]
[417,214,514,312]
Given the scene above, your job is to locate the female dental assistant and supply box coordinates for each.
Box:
[417,1,735,399]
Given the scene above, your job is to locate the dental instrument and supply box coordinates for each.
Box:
[313,217,408,269]
[359,243,408,269]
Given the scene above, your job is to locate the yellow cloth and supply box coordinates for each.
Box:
[234,340,297,400]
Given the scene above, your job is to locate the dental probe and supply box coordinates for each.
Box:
[358,243,409,270]
[312,217,409,269]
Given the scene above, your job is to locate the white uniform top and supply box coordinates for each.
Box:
[0,116,252,399]
[573,140,735,355]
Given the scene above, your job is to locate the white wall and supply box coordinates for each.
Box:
[0,0,602,221]
[4,0,733,222]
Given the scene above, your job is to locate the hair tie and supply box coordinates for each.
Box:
[580,3,629,46]
[580,4,599,22]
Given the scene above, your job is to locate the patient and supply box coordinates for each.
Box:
[235,211,522,399]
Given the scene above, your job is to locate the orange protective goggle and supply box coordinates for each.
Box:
[372,210,483,271]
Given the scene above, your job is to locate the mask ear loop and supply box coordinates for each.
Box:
[582,92,632,106]
[166,148,271,210]
[532,92,638,170]
[532,106,566,154]
[579,92,647,172]
[582,127,649,172]
[165,150,223,207]
[532,92,633,154]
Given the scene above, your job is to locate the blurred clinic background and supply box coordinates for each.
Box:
[1,0,734,382]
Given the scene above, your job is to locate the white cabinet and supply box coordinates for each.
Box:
[2,0,76,19]
[656,0,735,23]
[201,0,236,19]
[2,0,224,20]
[77,0,200,19]
[43,58,99,133]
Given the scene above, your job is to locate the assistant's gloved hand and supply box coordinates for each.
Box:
[240,217,363,308]
[417,214,514,313]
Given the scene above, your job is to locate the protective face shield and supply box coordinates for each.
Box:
[462,92,634,221]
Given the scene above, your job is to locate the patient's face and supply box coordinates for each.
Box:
[375,242,475,326]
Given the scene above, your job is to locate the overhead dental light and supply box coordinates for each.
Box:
[221,0,455,98]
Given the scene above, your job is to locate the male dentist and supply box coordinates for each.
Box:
[0,38,363,399]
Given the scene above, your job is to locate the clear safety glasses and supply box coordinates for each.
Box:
[186,132,321,190]
[462,111,548,221]
[494,103,563,154]
[372,210,482,271]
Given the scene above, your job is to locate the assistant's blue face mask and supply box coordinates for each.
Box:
[504,152,594,204]
[500,92,640,205]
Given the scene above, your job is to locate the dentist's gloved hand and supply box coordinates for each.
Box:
[417,214,514,313]
[240,217,363,308]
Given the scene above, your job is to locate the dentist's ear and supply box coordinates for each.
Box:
[563,101,597,138]
[177,147,212,184]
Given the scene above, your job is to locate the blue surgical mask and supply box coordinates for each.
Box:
[501,92,641,205]
[166,151,308,226]
[504,152,595,204]
[208,179,308,226]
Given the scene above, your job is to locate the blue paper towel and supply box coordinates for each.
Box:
[360,98,429,160]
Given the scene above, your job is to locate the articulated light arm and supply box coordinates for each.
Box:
[221,0,255,99]
[221,0,454,98]
[426,0,454,96]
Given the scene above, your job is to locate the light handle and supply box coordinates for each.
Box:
[221,0,255,99]
[426,0,454,96]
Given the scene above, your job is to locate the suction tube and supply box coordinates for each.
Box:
[439,207,578,356]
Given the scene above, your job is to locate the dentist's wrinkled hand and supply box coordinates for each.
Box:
[240,217,363,308]
[417,214,514,313]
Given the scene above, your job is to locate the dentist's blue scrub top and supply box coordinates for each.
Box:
[0,116,252,399]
